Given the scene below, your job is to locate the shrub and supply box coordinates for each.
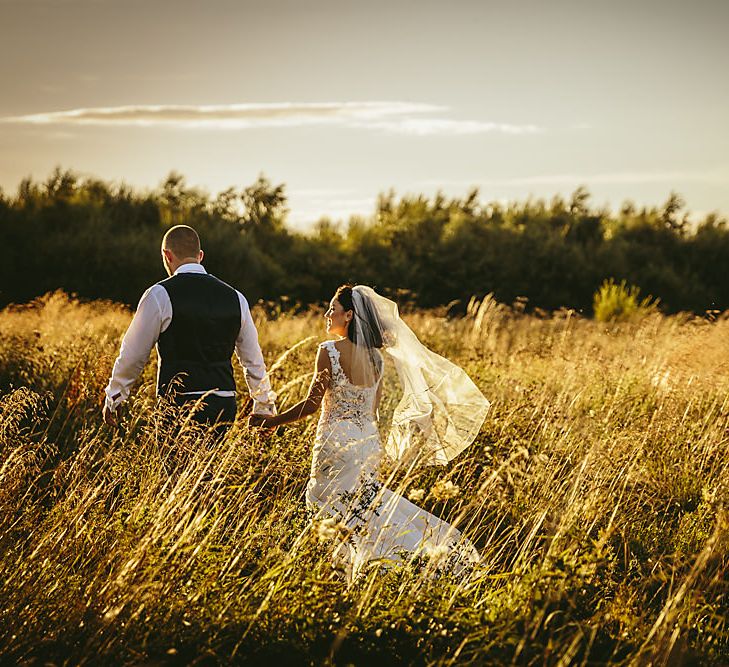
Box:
[593,278,659,322]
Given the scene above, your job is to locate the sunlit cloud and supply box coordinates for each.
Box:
[353,118,540,136]
[289,187,357,198]
[0,101,541,136]
[498,170,729,186]
[422,169,729,188]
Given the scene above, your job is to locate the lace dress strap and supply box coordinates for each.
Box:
[320,340,344,382]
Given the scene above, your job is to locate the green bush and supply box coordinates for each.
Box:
[4,168,729,314]
[593,279,659,322]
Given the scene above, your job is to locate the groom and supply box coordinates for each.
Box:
[102,224,276,431]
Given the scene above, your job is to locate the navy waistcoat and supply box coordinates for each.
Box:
[156,272,241,396]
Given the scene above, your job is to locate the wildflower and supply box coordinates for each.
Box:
[408,488,426,502]
[431,479,460,502]
[316,516,349,542]
[702,486,718,506]
[424,543,450,567]
[316,517,338,542]
[651,369,671,391]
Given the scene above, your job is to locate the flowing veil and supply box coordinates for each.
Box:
[350,285,490,466]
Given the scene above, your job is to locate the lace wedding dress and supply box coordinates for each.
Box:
[306,340,480,580]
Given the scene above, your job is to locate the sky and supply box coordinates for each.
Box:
[1,0,728,228]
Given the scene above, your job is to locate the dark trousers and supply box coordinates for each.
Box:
[172,393,238,438]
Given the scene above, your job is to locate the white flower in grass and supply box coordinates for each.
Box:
[424,543,450,567]
[651,369,671,392]
[431,479,460,502]
[316,517,338,542]
[408,488,426,502]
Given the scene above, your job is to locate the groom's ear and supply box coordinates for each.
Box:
[199,249,205,263]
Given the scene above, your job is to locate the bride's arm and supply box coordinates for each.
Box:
[249,346,330,428]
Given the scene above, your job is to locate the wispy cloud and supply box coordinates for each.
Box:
[0,101,541,136]
[353,118,540,136]
[422,169,729,188]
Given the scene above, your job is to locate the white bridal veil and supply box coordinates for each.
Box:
[350,285,490,466]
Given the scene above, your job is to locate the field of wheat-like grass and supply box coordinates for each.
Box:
[0,291,727,666]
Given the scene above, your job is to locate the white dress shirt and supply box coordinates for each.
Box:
[104,263,276,415]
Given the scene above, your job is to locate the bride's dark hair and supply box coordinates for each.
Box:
[334,285,384,349]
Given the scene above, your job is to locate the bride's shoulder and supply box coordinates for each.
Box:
[316,341,335,373]
[317,340,336,362]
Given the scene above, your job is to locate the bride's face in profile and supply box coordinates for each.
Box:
[325,298,352,338]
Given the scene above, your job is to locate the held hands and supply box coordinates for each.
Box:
[248,413,275,429]
[102,402,117,426]
[103,391,123,426]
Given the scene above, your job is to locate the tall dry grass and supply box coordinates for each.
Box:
[0,292,727,665]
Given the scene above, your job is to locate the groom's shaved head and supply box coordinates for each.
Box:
[163,225,201,258]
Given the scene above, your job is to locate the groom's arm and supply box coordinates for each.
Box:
[103,286,168,423]
[234,292,276,416]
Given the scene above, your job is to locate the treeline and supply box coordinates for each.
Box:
[2,167,728,314]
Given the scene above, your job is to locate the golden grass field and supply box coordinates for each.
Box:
[0,292,728,665]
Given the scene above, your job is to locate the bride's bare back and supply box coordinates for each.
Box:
[332,338,381,388]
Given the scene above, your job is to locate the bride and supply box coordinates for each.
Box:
[249,285,490,579]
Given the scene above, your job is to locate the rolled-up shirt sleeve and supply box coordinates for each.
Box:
[234,293,276,415]
[104,286,167,412]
